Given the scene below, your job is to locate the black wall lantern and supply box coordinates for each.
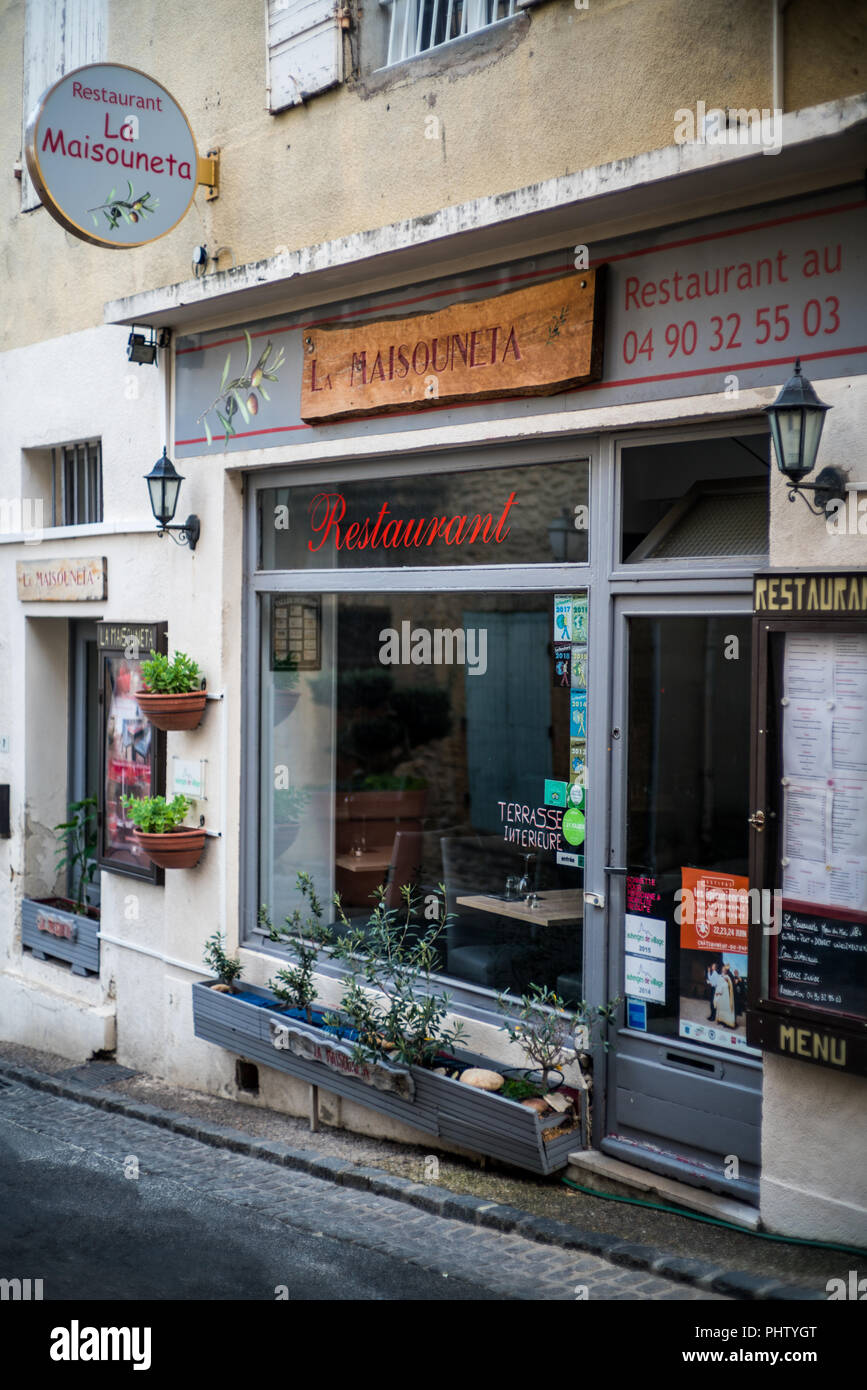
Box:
[764,360,846,517]
[144,448,200,550]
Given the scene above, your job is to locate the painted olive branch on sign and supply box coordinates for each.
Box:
[88,182,159,231]
[197,329,286,447]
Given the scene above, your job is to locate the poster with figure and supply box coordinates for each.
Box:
[97,623,165,883]
[678,866,759,1055]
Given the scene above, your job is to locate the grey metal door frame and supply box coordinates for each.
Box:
[602,588,762,1203]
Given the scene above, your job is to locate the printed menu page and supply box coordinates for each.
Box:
[781,632,867,915]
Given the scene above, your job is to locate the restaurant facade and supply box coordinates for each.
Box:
[2,0,866,1246]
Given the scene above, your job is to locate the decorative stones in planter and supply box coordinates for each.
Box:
[134,649,207,732]
[21,897,100,976]
[132,826,207,870]
[191,979,586,1175]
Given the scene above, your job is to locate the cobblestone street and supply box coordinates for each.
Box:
[0,1080,723,1301]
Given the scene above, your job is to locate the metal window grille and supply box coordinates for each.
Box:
[382,0,516,66]
[51,441,103,527]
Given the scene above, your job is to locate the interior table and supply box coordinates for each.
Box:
[456,889,583,927]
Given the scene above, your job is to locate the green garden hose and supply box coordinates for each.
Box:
[560,1176,866,1258]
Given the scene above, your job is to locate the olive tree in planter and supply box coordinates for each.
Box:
[122,793,207,870]
[192,875,590,1173]
[497,984,622,1145]
[21,798,100,975]
[135,649,207,731]
[203,931,243,992]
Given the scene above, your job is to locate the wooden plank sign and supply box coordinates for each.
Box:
[16,556,106,601]
[300,269,605,423]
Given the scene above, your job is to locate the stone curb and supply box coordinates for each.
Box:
[0,1059,825,1301]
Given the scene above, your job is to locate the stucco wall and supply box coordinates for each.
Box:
[2,0,865,349]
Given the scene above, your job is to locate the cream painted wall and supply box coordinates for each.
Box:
[0,323,245,1074]
[2,0,866,349]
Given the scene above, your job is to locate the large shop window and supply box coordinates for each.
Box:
[254,457,590,1003]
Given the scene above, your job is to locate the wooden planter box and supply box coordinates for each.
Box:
[21,897,100,977]
[192,980,585,1175]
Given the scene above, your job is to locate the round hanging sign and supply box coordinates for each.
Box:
[561,808,586,846]
[25,63,199,249]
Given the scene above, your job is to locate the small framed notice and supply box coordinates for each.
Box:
[271,596,320,671]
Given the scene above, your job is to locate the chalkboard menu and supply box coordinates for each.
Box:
[774,906,867,1020]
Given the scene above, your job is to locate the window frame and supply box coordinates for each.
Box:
[378,0,518,69]
[241,439,597,1019]
[51,439,103,528]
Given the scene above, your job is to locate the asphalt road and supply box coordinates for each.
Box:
[0,1079,719,1301]
[0,1097,490,1301]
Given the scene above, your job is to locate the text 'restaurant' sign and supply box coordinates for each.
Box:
[25,64,199,248]
[300,271,606,422]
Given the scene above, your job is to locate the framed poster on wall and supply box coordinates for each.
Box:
[96,622,167,884]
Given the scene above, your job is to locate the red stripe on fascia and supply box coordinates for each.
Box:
[175,199,864,357]
[174,423,311,446]
[174,341,867,443]
[589,343,867,390]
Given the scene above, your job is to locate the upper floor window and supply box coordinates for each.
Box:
[52,440,103,527]
[381,0,517,66]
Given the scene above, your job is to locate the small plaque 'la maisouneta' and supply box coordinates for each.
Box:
[16,556,107,600]
[300,270,606,423]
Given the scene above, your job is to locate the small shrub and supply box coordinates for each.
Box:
[121,793,190,833]
[203,930,243,988]
[141,650,202,694]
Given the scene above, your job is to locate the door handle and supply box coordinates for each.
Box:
[748,810,766,831]
[604,866,628,875]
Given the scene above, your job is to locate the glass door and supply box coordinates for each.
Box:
[604,597,762,1202]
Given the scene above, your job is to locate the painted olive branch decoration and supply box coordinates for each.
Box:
[546,306,569,344]
[88,181,159,231]
[197,329,286,448]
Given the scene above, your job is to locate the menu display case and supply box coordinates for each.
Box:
[748,573,867,1074]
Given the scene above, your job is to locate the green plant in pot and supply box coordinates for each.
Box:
[135,649,207,731]
[121,792,207,870]
[52,797,99,919]
[203,930,243,993]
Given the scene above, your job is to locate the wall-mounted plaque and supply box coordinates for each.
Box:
[17,556,106,600]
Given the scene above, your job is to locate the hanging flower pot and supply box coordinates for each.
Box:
[122,793,208,870]
[135,688,207,731]
[135,649,207,731]
[132,826,207,870]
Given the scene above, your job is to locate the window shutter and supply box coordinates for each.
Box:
[21,0,107,212]
[267,0,344,112]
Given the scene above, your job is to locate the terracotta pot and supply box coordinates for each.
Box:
[135,689,207,731]
[132,826,207,869]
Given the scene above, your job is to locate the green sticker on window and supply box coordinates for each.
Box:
[562,808,586,846]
